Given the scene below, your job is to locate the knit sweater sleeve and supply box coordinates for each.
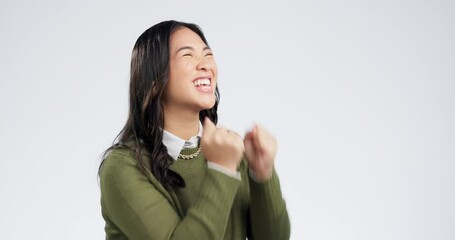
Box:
[248,168,291,240]
[100,151,241,240]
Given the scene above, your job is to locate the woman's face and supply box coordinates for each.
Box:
[164,27,218,113]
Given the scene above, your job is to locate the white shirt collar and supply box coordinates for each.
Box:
[162,121,203,161]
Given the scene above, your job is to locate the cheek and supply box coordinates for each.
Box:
[169,58,190,77]
[175,60,194,73]
[166,79,183,97]
[211,62,218,78]
[168,63,191,88]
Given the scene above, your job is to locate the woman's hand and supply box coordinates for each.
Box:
[244,125,277,182]
[201,117,244,171]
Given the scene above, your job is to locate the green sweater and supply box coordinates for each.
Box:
[100,144,290,240]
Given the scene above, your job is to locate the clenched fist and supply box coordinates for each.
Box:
[201,117,244,171]
[244,124,277,182]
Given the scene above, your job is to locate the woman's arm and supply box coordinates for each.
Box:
[244,125,291,239]
[100,151,241,240]
[248,168,291,240]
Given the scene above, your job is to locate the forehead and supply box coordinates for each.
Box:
[169,27,206,50]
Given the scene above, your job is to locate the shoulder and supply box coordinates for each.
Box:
[100,148,137,173]
[99,146,164,190]
[99,145,153,183]
[99,146,175,213]
[100,141,150,173]
[99,148,139,188]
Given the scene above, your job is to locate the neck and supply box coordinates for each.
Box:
[163,106,200,140]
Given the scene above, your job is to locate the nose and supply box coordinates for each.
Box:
[196,57,211,71]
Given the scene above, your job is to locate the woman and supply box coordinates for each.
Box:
[99,20,290,240]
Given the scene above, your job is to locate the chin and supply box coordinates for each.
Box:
[199,99,216,110]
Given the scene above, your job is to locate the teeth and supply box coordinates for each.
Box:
[193,79,210,87]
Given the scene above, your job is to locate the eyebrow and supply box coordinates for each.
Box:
[176,46,211,54]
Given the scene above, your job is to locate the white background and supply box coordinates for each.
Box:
[1,0,454,239]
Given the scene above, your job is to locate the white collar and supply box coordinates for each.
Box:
[162,121,203,161]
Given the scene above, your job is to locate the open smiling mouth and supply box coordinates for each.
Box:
[193,78,212,91]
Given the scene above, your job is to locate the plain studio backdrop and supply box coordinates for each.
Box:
[1,0,454,239]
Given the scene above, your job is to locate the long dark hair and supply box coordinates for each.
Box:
[100,20,220,189]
